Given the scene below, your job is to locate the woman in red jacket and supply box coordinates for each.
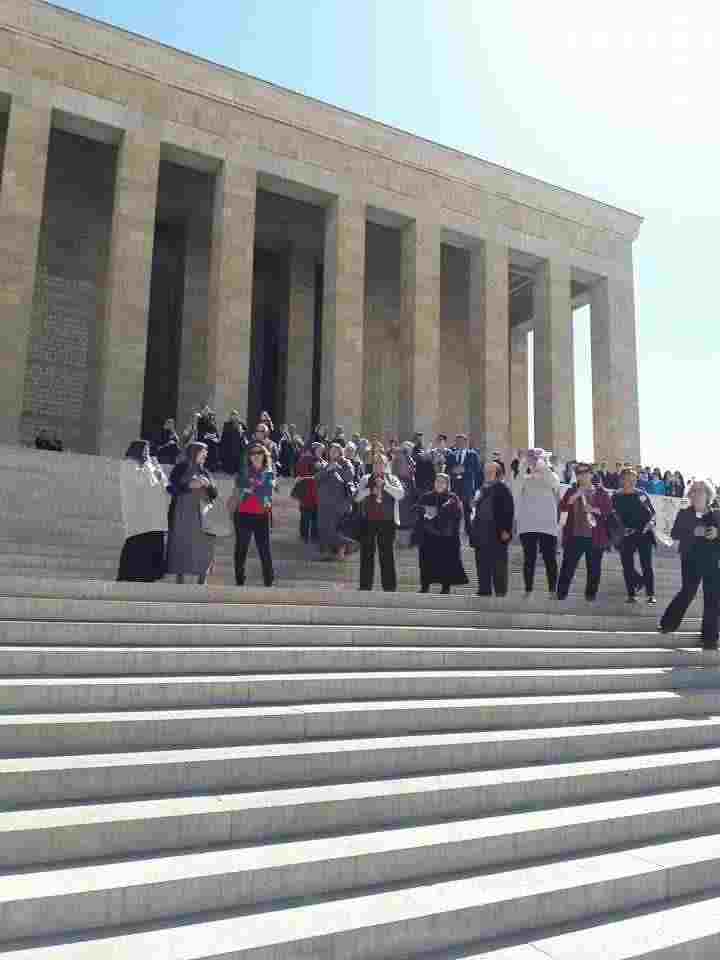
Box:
[557,463,613,601]
[294,442,325,544]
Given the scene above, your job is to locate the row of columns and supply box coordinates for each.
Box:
[0,95,638,462]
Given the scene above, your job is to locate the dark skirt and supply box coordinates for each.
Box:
[418,531,468,586]
[117,532,166,582]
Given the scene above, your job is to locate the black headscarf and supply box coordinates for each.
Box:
[125,440,150,465]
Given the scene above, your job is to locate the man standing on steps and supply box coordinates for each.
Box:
[446,433,482,537]
[556,463,613,602]
[470,461,514,597]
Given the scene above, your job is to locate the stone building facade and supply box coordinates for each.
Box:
[0,0,642,461]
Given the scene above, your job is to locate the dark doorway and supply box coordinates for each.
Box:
[141,220,186,441]
[248,249,289,428]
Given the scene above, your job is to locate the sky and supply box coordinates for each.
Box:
[62,0,720,479]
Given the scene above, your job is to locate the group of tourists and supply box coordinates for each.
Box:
[116,409,720,652]
[559,459,688,498]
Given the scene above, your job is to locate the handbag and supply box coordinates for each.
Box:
[290,476,310,501]
[338,505,366,542]
[606,510,625,549]
[200,500,216,536]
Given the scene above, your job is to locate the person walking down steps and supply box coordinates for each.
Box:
[659,479,720,650]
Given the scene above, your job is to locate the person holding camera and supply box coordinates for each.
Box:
[612,467,657,604]
[355,453,405,591]
[659,480,720,649]
[557,463,613,601]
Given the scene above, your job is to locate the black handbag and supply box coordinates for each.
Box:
[290,476,310,501]
[338,505,366,542]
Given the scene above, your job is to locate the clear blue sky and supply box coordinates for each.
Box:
[63,0,720,480]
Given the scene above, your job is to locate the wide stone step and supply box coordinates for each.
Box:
[0,619,690,648]
[5,833,720,958]
[0,643,706,675]
[0,575,686,617]
[1,667,706,712]
[5,690,720,755]
[5,726,720,808]
[427,893,720,958]
[5,757,720,871]
[5,787,720,943]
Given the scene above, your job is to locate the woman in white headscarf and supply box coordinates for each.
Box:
[515,448,561,596]
[117,440,168,582]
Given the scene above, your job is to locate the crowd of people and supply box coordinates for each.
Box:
[115,408,720,652]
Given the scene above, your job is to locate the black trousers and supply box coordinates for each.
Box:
[359,521,397,591]
[660,551,720,646]
[475,543,509,596]
[520,532,558,593]
[233,512,274,586]
[557,536,604,599]
[620,532,655,597]
[299,508,319,543]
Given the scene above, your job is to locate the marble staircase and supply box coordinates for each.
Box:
[2,446,720,956]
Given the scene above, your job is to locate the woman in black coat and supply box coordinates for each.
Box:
[659,480,720,650]
[414,473,468,594]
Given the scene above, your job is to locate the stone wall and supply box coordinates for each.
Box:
[21,129,115,453]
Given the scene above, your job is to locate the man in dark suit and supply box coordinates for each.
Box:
[446,433,482,536]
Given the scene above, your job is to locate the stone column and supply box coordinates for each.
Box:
[509,326,529,453]
[533,259,575,462]
[468,237,510,460]
[590,265,641,462]
[286,247,316,436]
[320,194,365,435]
[96,125,161,455]
[0,94,51,445]
[399,219,441,439]
[177,212,212,428]
[206,158,257,422]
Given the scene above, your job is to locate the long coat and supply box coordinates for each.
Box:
[166,463,218,575]
[315,459,356,550]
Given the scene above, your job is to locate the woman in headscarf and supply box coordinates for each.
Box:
[155,419,180,465]
[413,472,468,594]
[166,441,218,584]
[117,440,168,582]
[228,443,275,587]
[515,448,561,596]
[315,441,356,560]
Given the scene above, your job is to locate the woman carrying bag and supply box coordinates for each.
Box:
[166,441,218,585]
[229,444,275,587]
[414,472,468,594]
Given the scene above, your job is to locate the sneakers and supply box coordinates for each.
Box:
[626,596,639,604]
[647,595,657,604]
